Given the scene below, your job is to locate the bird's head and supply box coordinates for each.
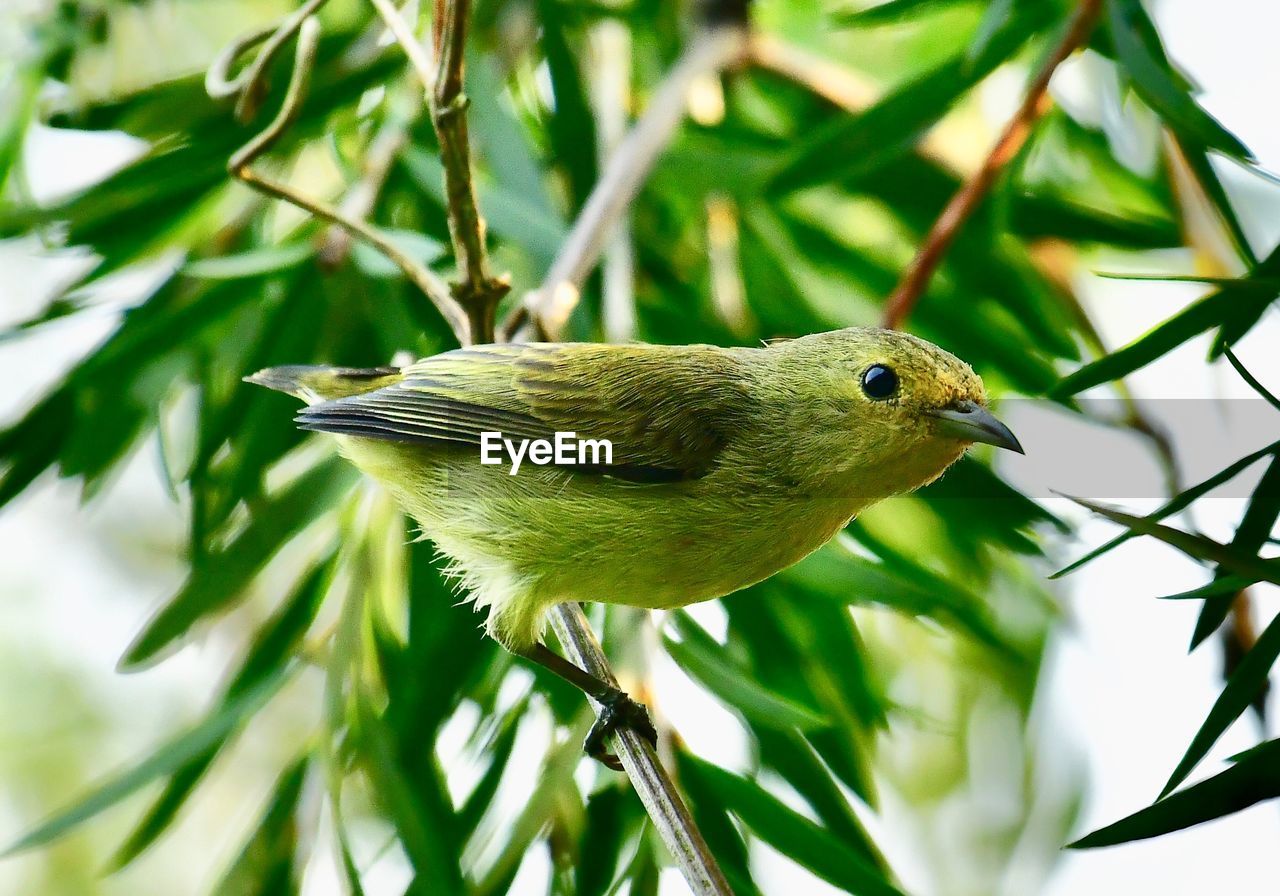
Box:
[766,327,1022,502]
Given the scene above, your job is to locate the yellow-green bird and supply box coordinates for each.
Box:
[249,327,1021,766]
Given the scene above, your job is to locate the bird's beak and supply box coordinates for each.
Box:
[927,400,1024,454]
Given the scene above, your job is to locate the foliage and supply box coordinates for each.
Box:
[0,0,1276,893]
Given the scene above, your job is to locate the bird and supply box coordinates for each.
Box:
[248,327,1022,766]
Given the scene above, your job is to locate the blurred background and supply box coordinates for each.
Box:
[2,0,1279,894]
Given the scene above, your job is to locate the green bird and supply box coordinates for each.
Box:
[249,327,1022,766]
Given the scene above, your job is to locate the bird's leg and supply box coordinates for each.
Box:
[516,642,658,771]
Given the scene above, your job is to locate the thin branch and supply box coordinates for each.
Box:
[501,24,751,342]
[366,0,437,93]
[372,0,509,342]
[548,604,733,896]
[232,0,331,122]
[881,0,1103,330]
[429,0,510,342]
[217,11,469,338]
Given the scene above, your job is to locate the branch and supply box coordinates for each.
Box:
[501,24,751,342]
[881,0,1103,330]
[547,604,733,896]
[371,0,510,343]
[209,7,469,339]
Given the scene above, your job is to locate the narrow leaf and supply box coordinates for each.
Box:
[212,758,309,896]
[1223,346,1280,413]
[665,613,829,732]
[183,243,314,280]
[1161,613,1280,797]
[2,676,284,856]
[1070,739,1280,848]
[1107,0,1251,160]
[1052,441,1278,578]
[120,457,354,667]
[684,757,906,896]
[109,562,332,869]
[1064,497,1280,587]
[1053,243,1280,396]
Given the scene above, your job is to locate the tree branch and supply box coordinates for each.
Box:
[210,7,469,339]
[547,603,733,896]
[501,24,751,342]
[881,0,1103,329]
[372,0,510,343]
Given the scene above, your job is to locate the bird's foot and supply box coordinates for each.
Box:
[584,690,658,771]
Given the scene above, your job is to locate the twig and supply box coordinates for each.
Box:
[881,0,1103,329]
[372,0,510,343]
[211,9,469,338]
[501,24,751,342]
[548,604,733,896]
[229,0,331,122]
[366,0,436,93]
[430,0,510,342]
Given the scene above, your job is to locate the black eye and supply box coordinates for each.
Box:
[861,364,899,400]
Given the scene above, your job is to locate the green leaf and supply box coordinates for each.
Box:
[120,457,355,668]
[770,3,1051,192]
[457,699,528,840]
[1106,0,1252,161]
[2,676,285,856]
[1161,612,1280,798]
[1189,454,1280,649]
[355,698,465,894]
[831,0,975,27]
[109,561,332,869]
[534,0,597,211]
[574,786,637,896]
[1223,346,1280,413]
[683,757,907,896]
[1070,739,1280,848]
[212,758,309,896]
[783,539,1017,659]
[1053,243,1280,396]
[351,229,445,279]
[183,243,315,280]
[665,612,829,731]
[1169,134,1258,271]
[1158,575,1253,601]
[754,728,886,869]
[1052,441,1279,578]
[1064,496,1280,588]
[964,0,1014,67]
[675,755,761,896]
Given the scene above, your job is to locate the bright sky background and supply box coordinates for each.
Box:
[2,0,1280,894]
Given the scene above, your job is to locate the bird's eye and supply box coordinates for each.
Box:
[861,364,899,400]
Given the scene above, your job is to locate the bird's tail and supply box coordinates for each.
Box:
[245,365,403,405]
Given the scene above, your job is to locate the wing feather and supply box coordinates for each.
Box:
[295,342,752,481]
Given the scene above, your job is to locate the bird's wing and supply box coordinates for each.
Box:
[295,343,753,482]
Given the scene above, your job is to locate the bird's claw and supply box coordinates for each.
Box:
[584,691,657,770]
